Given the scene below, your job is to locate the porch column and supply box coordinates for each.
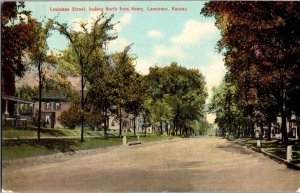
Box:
[296,126,298,140]
[5,100,9,115]
[16,101,20,115]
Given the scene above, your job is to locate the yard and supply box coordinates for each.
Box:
[2,126,177,160]
[235,137,300,162]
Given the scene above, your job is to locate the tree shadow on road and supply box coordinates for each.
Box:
[216,143,252,155]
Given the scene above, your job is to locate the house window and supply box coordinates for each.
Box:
[45,102,52,110]
[54,102,61,110]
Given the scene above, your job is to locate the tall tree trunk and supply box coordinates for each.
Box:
[37,62,42,142]
[133,114,136,136]
[179,126,182,136]
[173,119,176,136]
[250,122,255,138]
[80,69,84,142]
[119,108,122,137]
[107,113,110,133]
[104,107,108,139]
[246,123,250,138]
[260,120,264,139]
[166,123,169,135]
[160,121,163,135]
[281,109,288,146]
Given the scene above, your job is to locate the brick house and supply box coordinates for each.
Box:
[33,94,71,128]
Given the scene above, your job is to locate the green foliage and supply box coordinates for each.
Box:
[26,17,55,141]
[144,62,207,135]
[16,85,38,100]
[186,120,211,135]
[208,80,242,136]
[55,13,117,141]
[149,99,173,124]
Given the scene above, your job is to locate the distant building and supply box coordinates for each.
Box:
[255,113,299,140]
[33,94,71,128]
[108,113,153,134]
[276,113,299,139]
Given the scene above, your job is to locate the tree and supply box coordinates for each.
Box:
[145,62,207,136]
[55,13,117,142]
[110,45,139,137]
[209,79,242,138]
[148,98,173,135]
[16,85,38,100]
[124,73,147,136]
[2,2,35,77]
[202,2,300,145]
[27,19,54,141]
[85,48,115,138]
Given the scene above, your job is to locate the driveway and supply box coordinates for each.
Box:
[3,137,300,192]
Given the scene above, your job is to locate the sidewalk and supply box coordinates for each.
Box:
[227,137,300,170]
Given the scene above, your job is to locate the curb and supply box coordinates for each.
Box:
[230,138,300,170]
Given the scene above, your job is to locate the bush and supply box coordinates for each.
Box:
[58,105,104,130]
[58,105,81,129]
[84,109,103,130]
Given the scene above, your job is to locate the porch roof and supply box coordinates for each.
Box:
[2,95,34,104]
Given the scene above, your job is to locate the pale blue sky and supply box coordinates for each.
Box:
[26,1,225,105]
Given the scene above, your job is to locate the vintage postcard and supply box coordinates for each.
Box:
[2,1,300,192]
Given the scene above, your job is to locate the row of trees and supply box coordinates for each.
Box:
[3,2,209,142]
[202,2,300,145]
[144,63,207,136]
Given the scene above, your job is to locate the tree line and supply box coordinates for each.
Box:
[2,2,208,142]
[202,1,300,145]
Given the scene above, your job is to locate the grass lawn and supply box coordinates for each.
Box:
[2,138,122,161]
[238,138,286,148]
[236,137,300,161]
[2,126,107,138]
[2,129,40,138]
[2,133,178,161]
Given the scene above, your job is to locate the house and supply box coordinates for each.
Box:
[2,63,34,128]
[33,94,71,128]
[108,113,153,134]
[2,63,16,117]
[254,113,299,140]
[276,113,299,139]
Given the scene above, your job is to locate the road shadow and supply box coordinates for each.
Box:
[216,143,252,155]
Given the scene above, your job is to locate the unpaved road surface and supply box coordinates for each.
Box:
[3,137,300,192]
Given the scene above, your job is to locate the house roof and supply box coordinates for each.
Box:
[32,93,68,102]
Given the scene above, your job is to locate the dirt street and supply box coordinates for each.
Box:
[3,137,300,192]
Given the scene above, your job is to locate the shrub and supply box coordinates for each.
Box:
[84,109,103,130]
[58,105,104,130]
[58,105,81,129]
